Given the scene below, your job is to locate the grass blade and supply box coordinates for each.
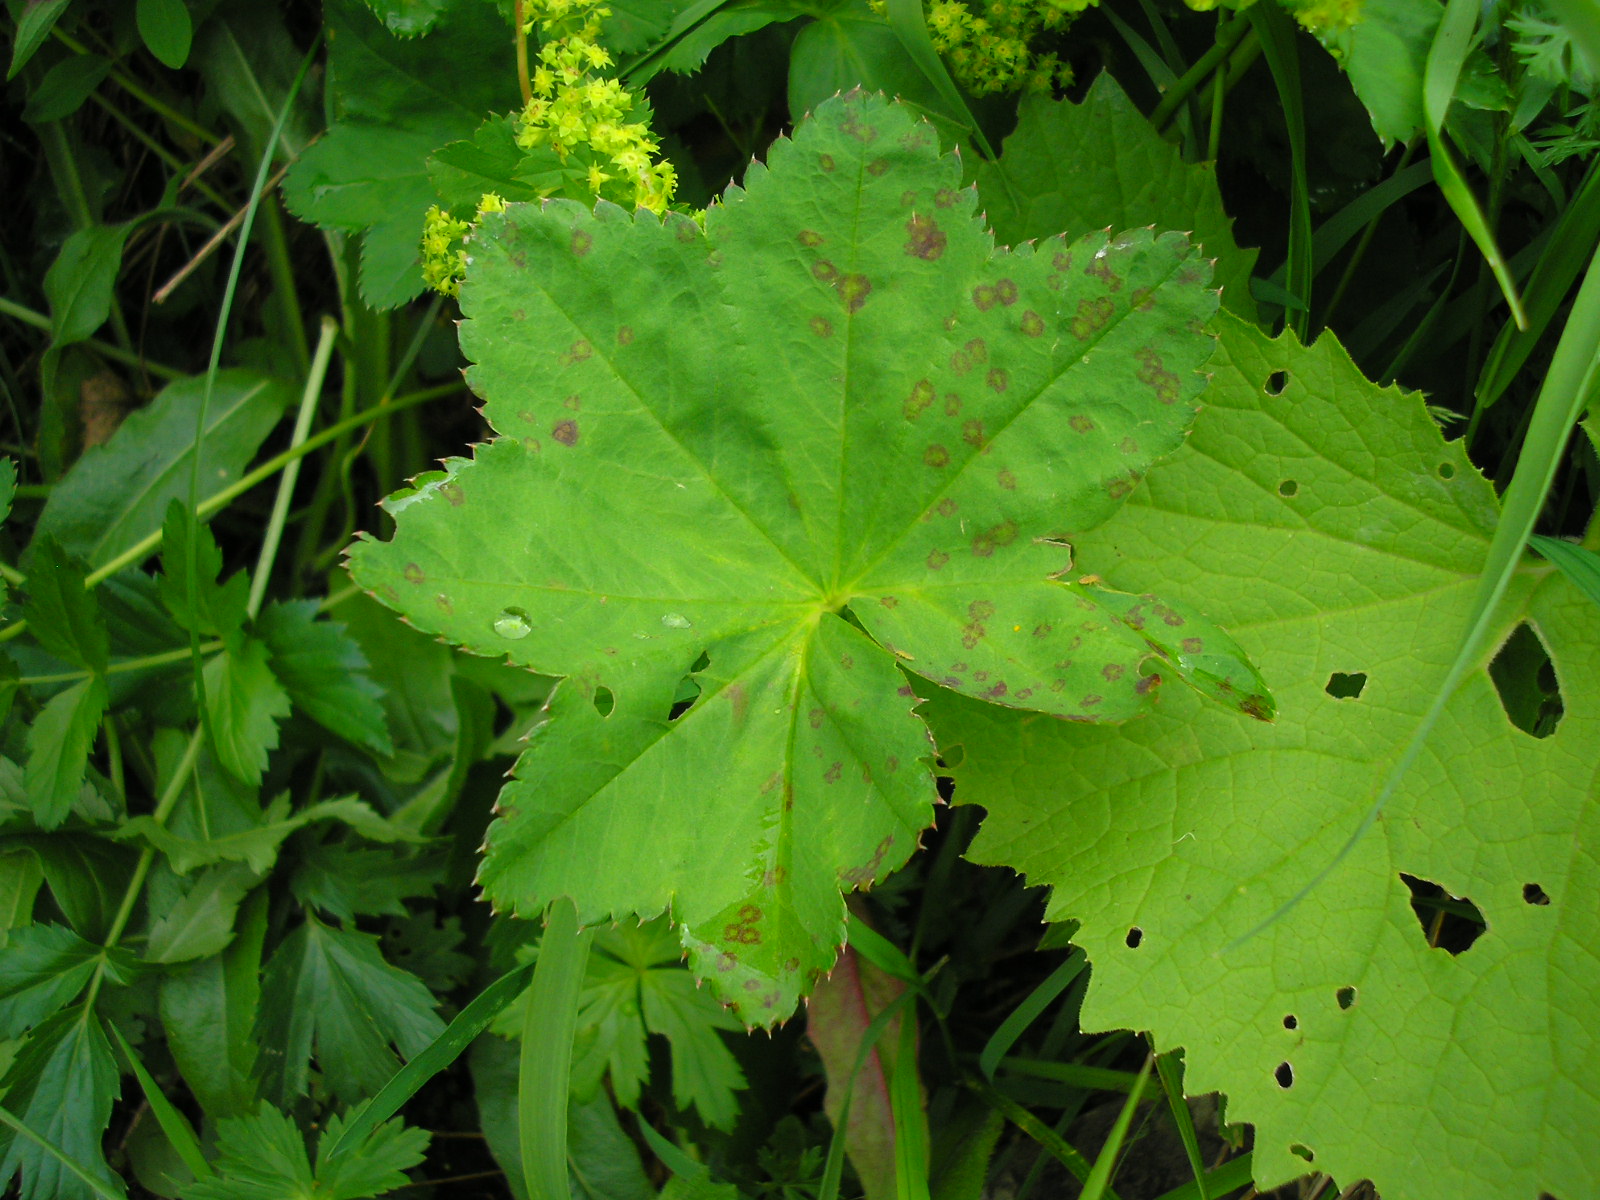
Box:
[1247,2,1312,341]
[1148,1154,1254,1200]
[965,1076,1114,1199]
[1153,1052,1206,1200]
[1530,535,1600,611]
[323,959,536,1161]
[521,897,594,1200]
[892,1008,931,1200]
[1424,0,1526,329]
[978,949,1086,1080]
[106,1020,209,1181]
[1079,1054,1151,1200]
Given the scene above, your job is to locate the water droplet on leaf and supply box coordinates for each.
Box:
[662,613,692,629]
[494,607,533,639]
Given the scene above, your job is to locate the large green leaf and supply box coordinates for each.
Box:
[976,73,1259,317]
[351,93,1268,1021]
[923,313,1600,1200]
[282,0,516,308]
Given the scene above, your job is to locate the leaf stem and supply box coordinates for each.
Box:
[1150,12,1251,132]
[20,643,224,686]
[0,297,185,380]
[516,0,533,106]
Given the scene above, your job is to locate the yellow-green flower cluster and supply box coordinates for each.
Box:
[874,0,1079,95]
[514,0,677,214]
[422,193,509,297]
[421,205,471,296]
[1179,0,1360,34]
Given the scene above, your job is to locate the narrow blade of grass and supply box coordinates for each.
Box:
[978,949,1086,1080]
[965,1076,1115,1199]
[1248,2,1312,341]
[1149,1153,1254,1200]
[1153,1052,1206,1200]
[1530,535,1600,611]
[892,1007,931,1200]
[1079,1054,1151,1200]
[323,959,536,1161]
[106,1020,209,1181]
[521,897,594,1200]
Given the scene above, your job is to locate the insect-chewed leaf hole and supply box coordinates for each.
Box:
[1275,1061,1294,1088]
[1277,479,1298,497]
[1282,1014,1298,1030]
[1124,926,1143,948]
[592,686,615,717]
[667,652,712,720]
[1325,671,1366,699]
[1489,622,1563,737]
[1523,882,1551,906]
[1265,370,1289,395]
[1336,985,1356,1010]
[1290,1143,1315,1162]
[1401,873,1485,954]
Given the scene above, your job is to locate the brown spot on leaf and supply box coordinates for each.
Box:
[1033,623,1052,637]
[1053,250,1073,271]
[1072,297,1115,340]
[998,468,1016,490]
[836,273,872,312]
[1107,477,1133,499]
[617,325,633,345]
[812,259,838,282]
[927,549,949,570]
[1085,255,1123,290]
[971,520,1018,557]
[901,189,918,205]
[936,498,958,516]
[905,379,935,420]
[950,349,972,374]
[924,443,950,468]
[564,393,581,410]
[1130,286,1155,311]
[935,188,957,208]
[995,278,1019,305]
[965,337,987,363]
[810,316,834,338]
[983,681,1008,699]
[819,153,835,172]
[404,563,425,584]
[840,654,854,670]
[1135,675,1160,694]
[435,593,453,612]
[973,284,998,311]
[1081,694,1103,708]
[1136,347,1181,404]
[797,230,824,247]
[881,595,899,608]
[1070,413,1095,433]
[808,708,825,729]
[962,419,986,447]
[973,670,989,682]
[571,228,593,256]
[943,393,961,416]
[1102,663,1126,681]
[905,214,946,259]
[1021,310,1045,337]
[1181,637,1204,653]
[552,419,579,446]
[987,367,1009,393]
[867,157,890,175]
[824,761,842,784]
[1120,436,1139,454]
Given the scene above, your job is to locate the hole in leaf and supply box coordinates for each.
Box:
[592,686,614,717]
[1274,1062,1293,1088]
[1265,371,1289,395]
[1125,927,1143,948]
[668,653,712,720]
[1401,874,1485,954]
[1489,623,1564,737]
[1325,671,1367,699]
[1282,1014,1297,1030]
[1336,986,1356,1010]
[1277,479,1298,497]
[1438,462,1455,479]
[1290,1144,1315,1163]
[1523,883,1550,906]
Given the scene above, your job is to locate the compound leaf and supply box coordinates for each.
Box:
[350,93,1264,1021]
[0,1006,121,1200]
[254,915,444,1105]
[923,312,1600,1200]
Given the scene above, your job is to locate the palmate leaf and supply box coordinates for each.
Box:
[923,313,1600,1200]
[350,92,1269,1021]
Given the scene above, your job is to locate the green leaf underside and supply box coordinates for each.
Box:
[350,93,1266,1021]
[923,313,1600,1200]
